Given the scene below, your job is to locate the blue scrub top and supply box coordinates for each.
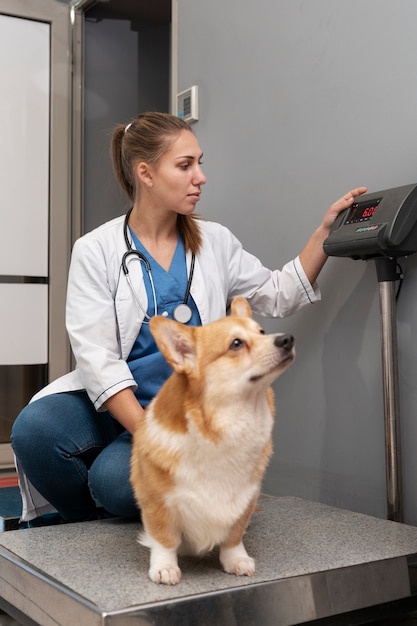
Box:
[127,230,201,407]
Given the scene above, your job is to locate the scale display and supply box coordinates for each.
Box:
[323,183,417,260]
[345,198,382,224]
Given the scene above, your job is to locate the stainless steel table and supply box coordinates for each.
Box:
[1,496,417,625]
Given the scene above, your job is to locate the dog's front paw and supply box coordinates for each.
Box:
[146,535,182,584]
[223,555,255,577]
[149,564,182,585]
[220,543,255,577]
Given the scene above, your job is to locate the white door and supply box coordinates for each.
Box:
[0,0,72,468]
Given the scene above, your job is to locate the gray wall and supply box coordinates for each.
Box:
[177,0,417,522]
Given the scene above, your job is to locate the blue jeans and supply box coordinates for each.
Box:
[11,391,140,522]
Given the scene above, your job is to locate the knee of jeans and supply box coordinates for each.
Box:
[88,460,138,518]
[11,405,38,456]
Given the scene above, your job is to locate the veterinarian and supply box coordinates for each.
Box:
[11,111,367,526]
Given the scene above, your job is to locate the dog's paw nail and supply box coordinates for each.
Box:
[149,566,182,585]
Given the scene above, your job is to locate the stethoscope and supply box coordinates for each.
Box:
[121,209,195,324]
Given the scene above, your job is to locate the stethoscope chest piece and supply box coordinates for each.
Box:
[173,303,193,324]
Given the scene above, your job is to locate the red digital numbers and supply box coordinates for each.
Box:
[362,205,376,218]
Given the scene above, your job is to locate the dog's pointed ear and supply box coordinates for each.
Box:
[149,317,196,373]
[230,296,252,318]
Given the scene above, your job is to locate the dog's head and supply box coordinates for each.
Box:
[149,296,295,398]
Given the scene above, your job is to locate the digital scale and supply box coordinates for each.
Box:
[324,183,417,522]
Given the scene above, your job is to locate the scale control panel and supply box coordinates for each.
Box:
[323,183,417,260]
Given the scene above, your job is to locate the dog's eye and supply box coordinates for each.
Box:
[259,328,265,335]
[230,338,245,351]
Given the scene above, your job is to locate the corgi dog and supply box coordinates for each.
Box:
[130,296,295,585]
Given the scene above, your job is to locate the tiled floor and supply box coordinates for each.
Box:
[0,487,21,520]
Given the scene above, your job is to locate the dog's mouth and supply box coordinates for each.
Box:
[249,352,294,383]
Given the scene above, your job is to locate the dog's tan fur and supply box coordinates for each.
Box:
[130,296,295,585]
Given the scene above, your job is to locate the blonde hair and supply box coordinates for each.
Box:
[111,111,203,254]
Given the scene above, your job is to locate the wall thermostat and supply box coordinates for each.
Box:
[177,85,199,123]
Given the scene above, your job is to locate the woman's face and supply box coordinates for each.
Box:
[144,130,207,216]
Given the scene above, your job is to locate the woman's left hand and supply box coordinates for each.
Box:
[321,186,368,232]
[299,186,368,285]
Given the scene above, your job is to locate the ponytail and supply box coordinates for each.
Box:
[111,124,135,202]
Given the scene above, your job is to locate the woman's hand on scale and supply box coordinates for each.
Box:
[320,186,368,232]
[298,186,368,285]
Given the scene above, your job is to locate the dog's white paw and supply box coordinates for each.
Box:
[144,534,182,585]
[223,555,255,577]
[220,543,255,577]
[149,564,182,585]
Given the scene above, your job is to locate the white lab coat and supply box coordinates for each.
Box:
[18,214,320,520]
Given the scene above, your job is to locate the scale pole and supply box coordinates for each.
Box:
[375,257,403,523]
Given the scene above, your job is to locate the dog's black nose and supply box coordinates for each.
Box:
[274,334,294,351]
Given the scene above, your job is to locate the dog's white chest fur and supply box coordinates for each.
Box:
[143,399,273,554]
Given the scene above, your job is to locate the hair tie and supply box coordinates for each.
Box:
[125,122,132,133]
